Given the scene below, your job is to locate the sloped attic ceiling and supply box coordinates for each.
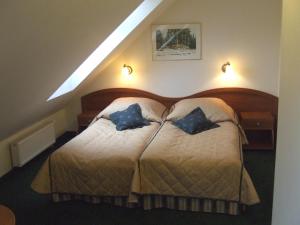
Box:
[0,0,175,140]
[0,0,142,140]
[47,0,166,100]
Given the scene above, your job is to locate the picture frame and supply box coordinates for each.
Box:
[152,23,201,61]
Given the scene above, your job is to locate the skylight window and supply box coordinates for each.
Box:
[48,0,163,101]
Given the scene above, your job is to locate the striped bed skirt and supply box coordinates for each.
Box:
[52,193,245,215]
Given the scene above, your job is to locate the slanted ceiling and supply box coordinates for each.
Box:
[0,0,173,140]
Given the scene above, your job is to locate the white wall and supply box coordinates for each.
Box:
[81,0,282,97]
[272,0,300,224]
[0,109,69,177]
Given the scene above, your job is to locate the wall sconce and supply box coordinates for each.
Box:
[221,62,231,73]
[122,64,133,76]
[219,61,239,85]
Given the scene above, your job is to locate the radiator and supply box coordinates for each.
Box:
[10,122,56,167]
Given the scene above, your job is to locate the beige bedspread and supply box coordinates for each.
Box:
[132,121,260,205]
[32,118,160,197]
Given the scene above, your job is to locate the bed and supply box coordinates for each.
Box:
[32,88,278,215]
[131,98,260,214]
[32,97,167,204]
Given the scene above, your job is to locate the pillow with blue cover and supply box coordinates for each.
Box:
[98,97,167,122]
[173,107,220,134]
[167,98,236,124]
[109,103,150,131]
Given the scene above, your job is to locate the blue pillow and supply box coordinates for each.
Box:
[109,103,150,131]
[173,107,220,134]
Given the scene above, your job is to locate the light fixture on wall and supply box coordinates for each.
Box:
[221,62,231,73]
[122,64,133,76]
[219,61,239,85]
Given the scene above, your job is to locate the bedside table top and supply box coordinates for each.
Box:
[78,111,99,118]
[240,112,273,121]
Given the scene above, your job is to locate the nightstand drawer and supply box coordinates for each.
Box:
[241,119,273,130]
[78,116,94,126]
[77,111,99,131]
[240,111,275,150]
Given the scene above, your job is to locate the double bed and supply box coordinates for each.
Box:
[32,88,278,215]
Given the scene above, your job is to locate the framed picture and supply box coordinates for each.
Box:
[152,23,201,61]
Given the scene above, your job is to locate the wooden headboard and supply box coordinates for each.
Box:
[81,88,278,118]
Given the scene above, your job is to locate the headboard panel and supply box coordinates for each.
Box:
[81,88,278,117]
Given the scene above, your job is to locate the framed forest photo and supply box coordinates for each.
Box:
[152,24,201,61]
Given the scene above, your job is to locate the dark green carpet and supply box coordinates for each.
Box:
[0,132,275,225]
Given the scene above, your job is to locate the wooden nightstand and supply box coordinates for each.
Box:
[240,112,275,150]
[77,111,99,132]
